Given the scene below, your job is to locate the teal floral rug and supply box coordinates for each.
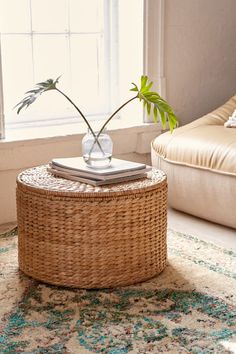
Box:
[0,228,236,353]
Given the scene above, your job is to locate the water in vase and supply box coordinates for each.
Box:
[83,152,112,169]
[82,131,113,169]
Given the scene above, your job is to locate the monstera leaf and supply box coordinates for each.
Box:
[15,78,60,114]
[15,75,178,135]
[130,75,178,132]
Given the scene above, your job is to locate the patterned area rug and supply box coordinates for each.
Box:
[0,228,236,354]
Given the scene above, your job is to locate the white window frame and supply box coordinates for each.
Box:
[143,0,165,122]
[0,0,165,139]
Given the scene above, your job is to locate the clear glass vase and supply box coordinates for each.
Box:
[82,130,113,169]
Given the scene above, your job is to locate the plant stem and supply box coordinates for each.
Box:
[87,95,138,158]
[55,88,94,134]
[55,88,105,156]
[97,95,138,138]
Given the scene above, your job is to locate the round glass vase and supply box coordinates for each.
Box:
[82,130,113,169]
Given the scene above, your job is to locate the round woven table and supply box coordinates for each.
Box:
[16,165,168,288]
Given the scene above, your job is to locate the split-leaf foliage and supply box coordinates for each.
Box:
[15,75,178,136]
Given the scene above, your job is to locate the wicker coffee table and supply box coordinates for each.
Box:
[16,165,167,288]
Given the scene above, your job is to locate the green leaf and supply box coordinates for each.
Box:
[144,96,160,104]
[144,91,160,97]
[36,82,50,87]
[157,106,167,130]
[142,92,161,104]
[168,113,178,132]
[141,80,153,93]
[146,81,153,91]
[141,75,148,90]
[138,92,143,102]
[153,106,158,123]
[146,102,151,115]
[25,89,40,94]
[130,83,138,92]
[55,75,61,83]
[15,77,60,114]
[155,99,174,115]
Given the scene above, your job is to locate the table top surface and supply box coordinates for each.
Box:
[17,165,166,197]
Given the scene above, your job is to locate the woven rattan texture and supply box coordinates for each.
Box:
[17,165,166,196]
[17,166,168,288]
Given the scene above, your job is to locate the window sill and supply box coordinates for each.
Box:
[1,117,161,147]
[0,118,162,172]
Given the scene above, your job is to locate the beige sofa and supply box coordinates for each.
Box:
[151,95,236,229]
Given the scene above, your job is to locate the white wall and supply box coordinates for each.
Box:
[165,0,236,125]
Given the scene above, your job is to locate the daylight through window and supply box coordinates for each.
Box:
[0,0,143,128]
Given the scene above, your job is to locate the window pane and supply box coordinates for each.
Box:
[33,35,70,85]
[1,35,33,122]
[0,0,31,33]
[33,35,72,119]
[70,35,106,114]
[69,0,103,33]
[0,0,144,127]
[31,0,68,33]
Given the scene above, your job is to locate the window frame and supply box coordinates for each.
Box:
[143,0,165,122]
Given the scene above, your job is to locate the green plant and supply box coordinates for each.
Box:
[15,75,178,138]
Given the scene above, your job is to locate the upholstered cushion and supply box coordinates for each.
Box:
[151,95,236,228]
[152,95,236,176]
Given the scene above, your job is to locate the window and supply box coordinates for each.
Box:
[0,0,143,130]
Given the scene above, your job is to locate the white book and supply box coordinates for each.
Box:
[51,157,148,179]
[47,166,148,186]
[49,162,151,181]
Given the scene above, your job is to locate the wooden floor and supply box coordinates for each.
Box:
[168,208,236,251]
[1,209,236,251]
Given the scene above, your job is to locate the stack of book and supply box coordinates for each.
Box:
[47,157,151,186]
